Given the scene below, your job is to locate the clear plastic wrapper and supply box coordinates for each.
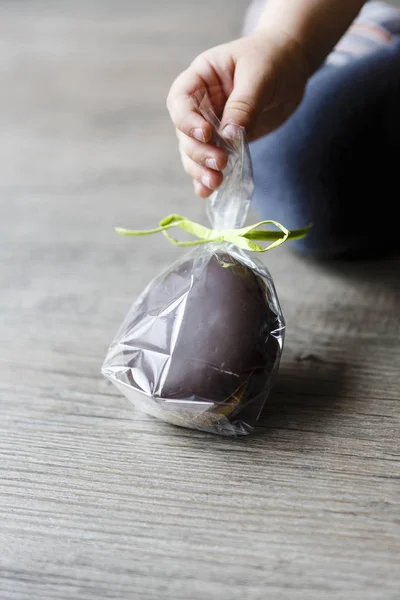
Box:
[102,97,306,436]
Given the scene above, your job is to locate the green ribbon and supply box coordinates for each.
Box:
[116,214,310,253]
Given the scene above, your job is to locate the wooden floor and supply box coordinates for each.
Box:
[1,1,399,599]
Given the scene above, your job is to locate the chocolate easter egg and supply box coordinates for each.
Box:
[122,250,282,424]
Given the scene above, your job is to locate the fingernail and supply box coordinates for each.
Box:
[205,157,218,170]
[201,174,211,188]
[222,123,239,139]
[191,128,205,142]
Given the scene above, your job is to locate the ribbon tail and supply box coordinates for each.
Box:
[115,225,168,236]
[116,214,215,247]
[115,215,186,236]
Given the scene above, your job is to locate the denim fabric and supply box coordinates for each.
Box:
[250,38,400,258]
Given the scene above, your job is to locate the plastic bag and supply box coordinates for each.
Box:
[102,96,305,436]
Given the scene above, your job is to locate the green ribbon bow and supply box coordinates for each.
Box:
[116,214,310,253]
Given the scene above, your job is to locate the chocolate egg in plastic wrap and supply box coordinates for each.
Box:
[102,94,308,436]
[102,245,285,435]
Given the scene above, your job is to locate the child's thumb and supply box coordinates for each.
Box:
[221,62,274,137]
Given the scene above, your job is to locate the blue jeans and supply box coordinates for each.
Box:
[250,38,400,258]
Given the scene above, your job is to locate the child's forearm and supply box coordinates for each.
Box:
[256,0,367,72]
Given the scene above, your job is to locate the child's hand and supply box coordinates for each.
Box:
[167,30,310,197]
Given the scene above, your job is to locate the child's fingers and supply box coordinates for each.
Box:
[177,131,227,171]
[167,71,213,142]
[180,152,223,191]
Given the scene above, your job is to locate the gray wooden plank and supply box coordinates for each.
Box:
[0,1,399,599]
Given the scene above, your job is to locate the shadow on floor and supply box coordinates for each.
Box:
[252,254,399,438]
[310,254,400,295]
[254,352,348,436]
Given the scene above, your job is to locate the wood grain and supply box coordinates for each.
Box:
[0,1,399,599]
